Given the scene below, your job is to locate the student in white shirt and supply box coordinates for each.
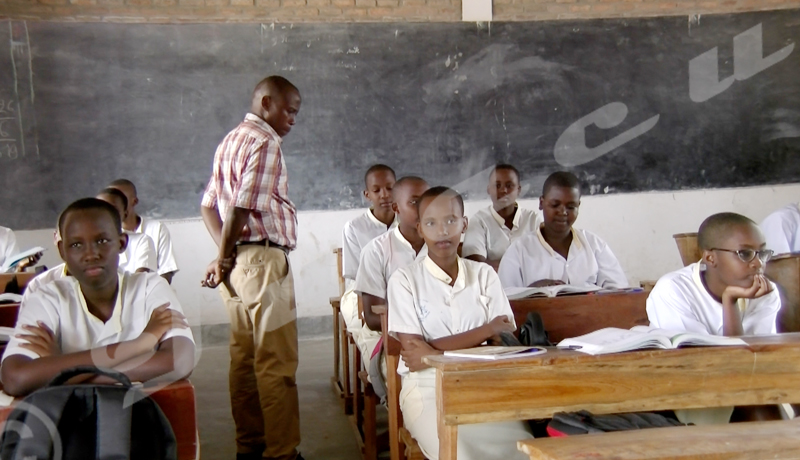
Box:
[109,179,179,283]
[353,177,428,361]
[463,164,538,270]
[1,198,194,397]
[96,188,158,274]
[647,212,781,423]
[498,171,627,289]
[0,226,43,273]
[760,203,800,255]
[340,165,397,334]
[388,186,532,460]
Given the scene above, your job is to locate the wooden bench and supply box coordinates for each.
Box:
[517,419,800,460]
[330,248,354,414]
[0,272,39,327]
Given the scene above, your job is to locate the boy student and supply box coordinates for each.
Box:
[388,186,533,460]
[340,164,397,334]
[109,179,179,283]
[96,188,158,274]
[760,202,800,255]
[647,212,781,423]
[498,171,628,289]
[0,225,43,272]
[462,164,538,270]
[0,198,195,397]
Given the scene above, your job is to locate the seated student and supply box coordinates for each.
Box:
[24,225,69,296]
[462,164,538,270]
[498,171,628,289]
[0,198,195,397]
[647,212,780,424]
[354,176,428,362]
[0,225,43,273]
[340,164,397,334]
[388,186,533,460]
[96,188,158,274]
[109,179,179,283]
[760,202,800,255]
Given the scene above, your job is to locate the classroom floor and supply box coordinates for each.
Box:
[192,337,374,460]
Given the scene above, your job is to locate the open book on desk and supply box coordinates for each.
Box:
[443,346,547,360]
[504,284,601,300]
[557,326,747,355]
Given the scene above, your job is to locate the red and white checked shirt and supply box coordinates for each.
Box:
[201,113,298,250]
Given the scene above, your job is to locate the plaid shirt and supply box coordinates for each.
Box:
[201,113,298,250]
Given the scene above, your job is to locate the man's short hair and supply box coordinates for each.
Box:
[254,76,299,99]
[490,164,521,182]
[416,186,465,216]
[542,171,581,196]
[697,212,757,250]
[392,176,427,200]
[364,164,396,187]
[98,187,129,210]
[58,198,123,236]
[108,178,137,197]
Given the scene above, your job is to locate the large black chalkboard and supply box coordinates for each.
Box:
[1,11,798,229]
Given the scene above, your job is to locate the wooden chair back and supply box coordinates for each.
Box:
[672,232,702,267]
[335,247,345,296]
[766,253,800,333]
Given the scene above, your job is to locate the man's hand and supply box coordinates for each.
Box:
[201,256,235,288]
[401,340,441,372]
[723,275,773,304]
[486,315,515,336]
[529,279,565,287]
[141,303,189,344]
[17,322,59,358]
[16,252,43,272]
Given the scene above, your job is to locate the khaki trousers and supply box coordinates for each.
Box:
[220,245,300,460]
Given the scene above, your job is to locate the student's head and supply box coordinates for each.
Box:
[391,176,429,228]
[416,187,466,259]
[251,76,301,138]
[698,213,772,288]
[539,171,581,234]
[488,164,521,210]
[363,164,396,210]
[96,187,129,222]
[108,179,138,217]
[57,198,127,290]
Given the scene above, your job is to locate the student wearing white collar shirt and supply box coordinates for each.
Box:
[388,187,533,460]
[497,171,628,289]
[647,212,781,424]
[339,165,397,334]
[759,202,800,255]
[108,179,179,284]
[96,188,157,274]
[353,177,428,362]
[0,198,194,397]
[462,164,538,271]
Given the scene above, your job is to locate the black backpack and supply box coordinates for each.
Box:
[0,366,178,460]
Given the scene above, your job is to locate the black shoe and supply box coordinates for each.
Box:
[236,449,264,460]
[296,454,305,460]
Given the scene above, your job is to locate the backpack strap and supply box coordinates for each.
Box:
[95,388,133,460]
[47,366,133,388]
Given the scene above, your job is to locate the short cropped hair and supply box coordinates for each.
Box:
[542,171,581,196]
[392,176,427,200]
[108,178,137,197]
[364,164,396,187]
[98,187,129,210]
[57,198,122,236]
[491,164,521,182]
[254,75,299,98]
[416,186,465,216]
[697,212,757,250]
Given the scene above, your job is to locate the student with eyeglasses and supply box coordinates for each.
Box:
[646,212,781,425]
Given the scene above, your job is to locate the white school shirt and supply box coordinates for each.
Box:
[354,227,427,300]
[388,256,516,376]
[646,263,780,336]
[2,270,194,363]
[119,231,157,274]
[0,226,19,268]
[462,205,538,261]
[136,217,179,276]
[497,225,628,289]
[24,263,69,297]
[342,210,397,282]
[760,203,800,255]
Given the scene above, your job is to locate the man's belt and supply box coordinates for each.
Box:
[236,239,289,252]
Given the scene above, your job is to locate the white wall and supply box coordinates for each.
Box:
[14,183,800,327]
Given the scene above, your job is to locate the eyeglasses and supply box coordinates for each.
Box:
[710,248,774,263]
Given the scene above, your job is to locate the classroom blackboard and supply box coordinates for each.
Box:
[1,10,798,229]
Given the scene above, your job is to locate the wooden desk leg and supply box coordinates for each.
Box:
[332,302,341,394]
[341,314,353,414]
[436,368,457,460]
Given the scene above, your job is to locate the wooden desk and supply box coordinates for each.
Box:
[424,334,800,460]
[0,303,20,328]
[510,291,650,343]
[0,273,36,293]
[0,379,198,460]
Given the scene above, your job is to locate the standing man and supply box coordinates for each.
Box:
[200,76,303,460]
